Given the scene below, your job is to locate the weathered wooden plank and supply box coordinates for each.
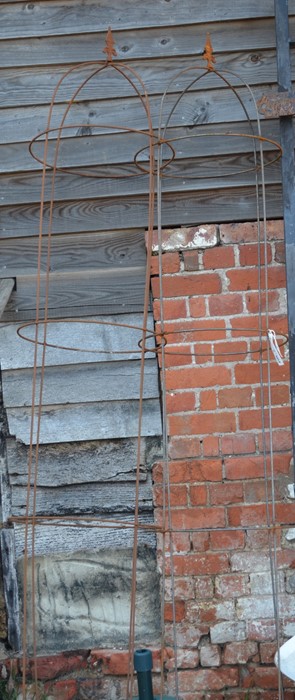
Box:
[2,359,160,408]
[6,435,161,487]
[0,123,282,176]
[0,230,146,274]
[0,1,290,39]
[0,184,283,241]
[0,18,288,68]
[13,517,156,558]
[0,278,14,317]
[0,314,156,368]
[6,398,162,444]
[0,50,288,108]
[0,84,276,146]
[0,529,21,650]
[11,478,153,516]
[0,153,281,207]
[2,301,149,323]
[0,120,282,174]
[2,268,149,320]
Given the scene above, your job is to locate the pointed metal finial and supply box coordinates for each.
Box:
[103,27,117,62]
[203,33,216,71]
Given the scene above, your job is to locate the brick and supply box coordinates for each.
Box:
[236,595,276,620]
[190,531,210,551]
[243,479,279,504]
[276,502,295,525]
[202,436,220,457]
[246,529,277,550]
[250,571,284,596]
[203,246,235,269]
[274,241,285,263]
[227,266,286,291]
[220,220,284,244]
[49,680,78,700]
[165,577,195,600]
[194,577,214,599]
[159,318,226,342]
[218,387,252,409]
[223,641,258,664]
[231,313,288,338]
[231,551,271,573]
[149,224,218,252]
[259,641,278,664]
[214,340,248,362]
[228,503,269,527]
[168,437,202,459]
[171,552,229,576]
[209,482,244,506]
[90,649,129,675]
[168,667,239,692]
[252,666,280,689]
[221,434,256,455]
[170,506,226,531]
[164,600,186,622]
[153,297,187,321]
[165,648,199,670]
[215,574,250,598]
[165,621,209,648]
[239,406,292,431]
[153,484,187,507]
[208,293,243,316]
[166,391,196,414]
[189,484,208,506]
[24,653,88,681]
[257,429,292,452]
[193,342,213,363]
[210,530,245,551]
[224,455,267,480]
[160,345,194,368]
[199,389,217,411]
[150,251,180,275]
[255,383,290,406]
[153,458,223,483]
[187,599,235,624]
[188,296,207,317]
[200,645,221,667]
[169,411,236,436]
[151,272,221,298]
[235,360,290,385]
[183,250,200,270]
[210,621,246,643]
[171,532,191,553]
[239,243,272,267]
[245,289,280,313]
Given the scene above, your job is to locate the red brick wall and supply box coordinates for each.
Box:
[150,219,295,698]
[3,220,295,699]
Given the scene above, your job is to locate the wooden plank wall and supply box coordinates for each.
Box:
[0,0,294,322]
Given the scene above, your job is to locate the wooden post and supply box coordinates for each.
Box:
[274,0,295,486]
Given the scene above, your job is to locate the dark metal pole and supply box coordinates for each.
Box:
[274,0,295,489]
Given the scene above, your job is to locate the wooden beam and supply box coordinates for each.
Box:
[0,278,14,318]
[274,0,295,485]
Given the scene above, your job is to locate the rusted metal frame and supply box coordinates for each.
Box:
[275,0,295,487]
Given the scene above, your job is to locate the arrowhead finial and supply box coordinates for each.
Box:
[203,33,216,71]
[103,27,117,62]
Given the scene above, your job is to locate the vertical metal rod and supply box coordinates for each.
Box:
[274,0,295,489]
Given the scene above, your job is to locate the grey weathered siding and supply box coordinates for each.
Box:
[1,3,294,324]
